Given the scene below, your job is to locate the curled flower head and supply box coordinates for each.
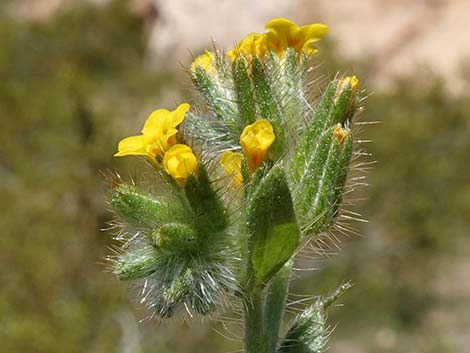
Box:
[227,33,267,61]
[114,103,190,159]
[265,18,328,56]
[163,144,198,184]
[240,119,275,171]
[191,50,215,75]
[220,151,243,185]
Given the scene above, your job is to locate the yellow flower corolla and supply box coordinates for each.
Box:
[226,18,328,61]
[163,144,198,183]
[334,123,349,144]
[265,18,328,56]
[240,119,275,171]
[191,50,215,74]
[339,75,359,91]
[227,33,267,61]
[114,103,190,159]
[220,151,243,185]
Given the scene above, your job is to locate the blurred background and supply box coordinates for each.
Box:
[1,0,469,352]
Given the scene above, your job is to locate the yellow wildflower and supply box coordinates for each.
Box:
[240,119,275,171]
[227,32,267,61]
[191,50,215,75]
[339,75,359,91]
[220,151,243,185]
[114,103,190,159]
[334,123,349,144]
[163,144,198,184]
[264,18,328,56]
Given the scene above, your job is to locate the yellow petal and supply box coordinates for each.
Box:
[265,18,298,39]
[157,128,179,153]
[141,109,172,136]
[227,33,267,61]
[240,119,275,171]
[298,23,328,43]
[339,75,359,90]
[191,51,214,73]
[299,23,328,54]
[171,103,190,127]
[220,151,243,185]
[264,18,328,56]
[265,18,298,54]
[163,144,198,183]
[114,135,153,157]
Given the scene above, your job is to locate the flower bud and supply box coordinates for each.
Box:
[163,144,198,184]
[240,119,275,171]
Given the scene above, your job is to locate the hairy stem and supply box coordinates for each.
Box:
[264,261,292,352]
[244,288,269,353]
[244,261,292,353]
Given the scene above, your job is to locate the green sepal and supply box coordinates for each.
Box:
[184,164,228,234]
[251,57,285,158]
[291,82,336,180]
[331,82,357,124]
[307,131,353,234]
[114,244,159,281]
[278,300,327,353]
[295,126,335,216]
[295,126,354,234]
[153,223,197,252]
[251,57,280,125]
[278,283,351,353]
[109,183,172,229]
[246,165,300,286]
[292,77,358,182]
[232,58,256,126]
[331,133,354,218]
[191,65,237,121]
[157,264,219,317]
[279,49,309,130]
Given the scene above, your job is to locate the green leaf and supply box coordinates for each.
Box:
[246,165,299,285]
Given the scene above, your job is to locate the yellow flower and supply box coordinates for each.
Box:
[334,123,349,144]
[191,50,215,74]
[240,119,275,171]
[163,144,198,183]
[114,103,190,159]
[220,151,243,185]
[264,18,328,56]
[339,75,359,91]
[227,32,267,61]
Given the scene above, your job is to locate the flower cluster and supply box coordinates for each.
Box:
[191,18,328,73]
[115,103,197,183]
[226,18,328,61]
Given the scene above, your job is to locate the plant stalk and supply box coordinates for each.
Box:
[244,261,292,353]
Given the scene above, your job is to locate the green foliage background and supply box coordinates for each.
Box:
[1,1,468,352]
